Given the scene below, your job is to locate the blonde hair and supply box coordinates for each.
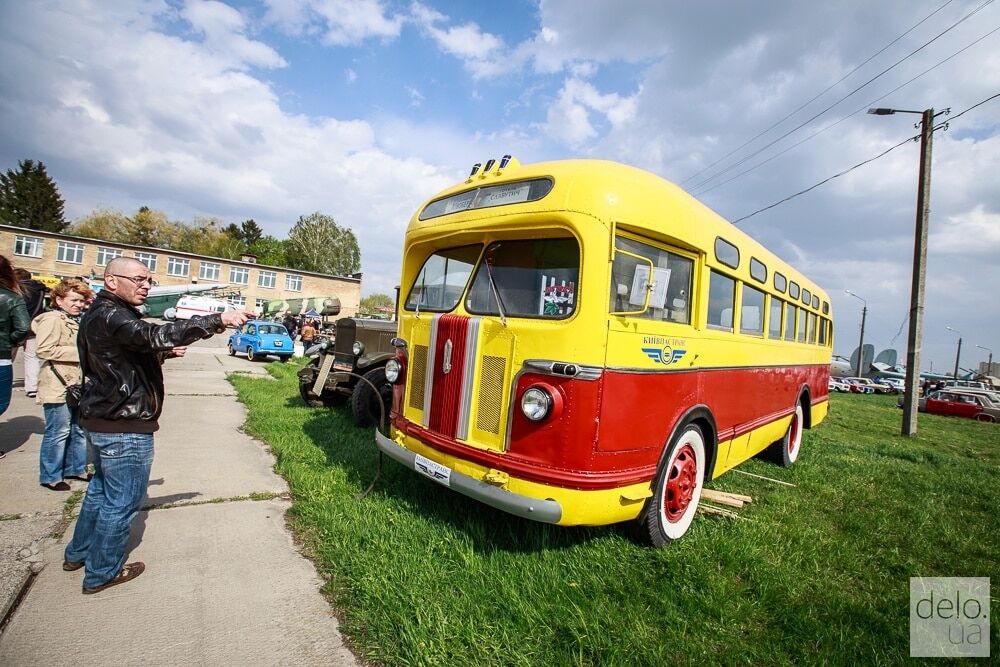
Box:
[51,278,94,302]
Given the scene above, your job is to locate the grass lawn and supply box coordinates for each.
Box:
[231,363,999,666]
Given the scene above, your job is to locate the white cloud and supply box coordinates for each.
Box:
[264,0,402,45]
[183,0,286,69]
[409,2,504,75]
[542,78,638,147]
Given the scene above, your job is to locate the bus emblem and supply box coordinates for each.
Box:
[642,346,686,366]
[442,339,454,374]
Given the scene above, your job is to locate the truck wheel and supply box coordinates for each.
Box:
[351,367,392,428]
[640,423,706,546]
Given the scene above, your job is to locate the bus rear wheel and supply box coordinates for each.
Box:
[766,402,803,467]
[642,424,706,546]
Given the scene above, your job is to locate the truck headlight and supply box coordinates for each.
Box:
[352,340,364,356]
[520,387,552,422]
[385,358,401,383]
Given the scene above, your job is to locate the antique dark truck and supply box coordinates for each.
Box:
[298,317,396,427]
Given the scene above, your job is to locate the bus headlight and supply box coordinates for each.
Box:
[352,340,364,356]
[521,387,552,422]
[385,358,401,383]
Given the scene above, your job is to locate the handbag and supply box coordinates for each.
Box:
[49,363,85,408]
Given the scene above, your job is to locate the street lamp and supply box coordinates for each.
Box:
[946,326,962,379]
[844,290,867,378]
[869,106,946,436]
[976,344,993,375]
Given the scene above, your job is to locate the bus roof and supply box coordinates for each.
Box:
[407,158,829,308]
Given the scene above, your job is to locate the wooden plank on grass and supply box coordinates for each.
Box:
[732,469,796,487]
[702,489,746,508]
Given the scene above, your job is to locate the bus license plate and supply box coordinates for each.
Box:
[414,454,451,487]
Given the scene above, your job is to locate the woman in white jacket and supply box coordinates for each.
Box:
[34,279,93,491]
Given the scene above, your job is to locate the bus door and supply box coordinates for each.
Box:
[600,233,698,453]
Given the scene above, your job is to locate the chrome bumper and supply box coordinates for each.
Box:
[375,430,563,524]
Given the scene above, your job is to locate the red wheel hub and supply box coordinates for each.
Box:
[788,413,801,455]
[663,444,698,522]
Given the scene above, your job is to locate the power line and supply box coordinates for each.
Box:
[679,0,957,187]
[688,0,995,194]
[730,90,1000,224]
[693,23,1000,197]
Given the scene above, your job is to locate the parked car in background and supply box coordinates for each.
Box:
[843,378,875,394]
[899,390,1000,423]
[924,391,1000,422]
[845,377,892,394]
[297,317,396,426]
[879,377,905,393]
[828,377,851,392]
[228,320,294,362]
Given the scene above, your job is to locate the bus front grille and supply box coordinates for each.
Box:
[409,344,428,410]
[476,355,506,435]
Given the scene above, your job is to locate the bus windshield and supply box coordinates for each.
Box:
[404,244,481,312]
[466,238,579,319]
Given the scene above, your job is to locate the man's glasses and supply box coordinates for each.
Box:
[111,274,154,287]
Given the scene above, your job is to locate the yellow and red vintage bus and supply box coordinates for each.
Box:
[376,157,832,544]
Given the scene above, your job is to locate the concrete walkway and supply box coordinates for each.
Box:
[0,335,357,666]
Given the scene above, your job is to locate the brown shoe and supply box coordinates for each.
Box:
[63,560,84,571]
[82,562,145,594]
[42,482,71,491]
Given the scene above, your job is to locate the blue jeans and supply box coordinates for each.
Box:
[0,363,11,417]
[65,431,154,589]
[39,403,88,484]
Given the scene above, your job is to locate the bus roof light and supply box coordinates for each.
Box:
[483,158,496,176]
[467,163,482,181]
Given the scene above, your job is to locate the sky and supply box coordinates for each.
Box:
[1,0,998,374]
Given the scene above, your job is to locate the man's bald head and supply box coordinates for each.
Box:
[104,257,152,305]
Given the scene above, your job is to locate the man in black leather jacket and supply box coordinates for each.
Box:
[64,257,249,594]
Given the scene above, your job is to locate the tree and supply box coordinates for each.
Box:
[0,159,67,231]
[359,293,394,317]
[284,212,361,275]
[240,219,263,247]
[248,235,287,266]
[72,208,131,241]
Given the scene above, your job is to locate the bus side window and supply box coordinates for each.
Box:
[707,271,734,331]
[768,296,782,339]
[784,303,796,341]
[611,236,693,324]
[740,284,765,336]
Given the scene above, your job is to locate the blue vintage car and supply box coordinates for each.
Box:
[228,320,295,362]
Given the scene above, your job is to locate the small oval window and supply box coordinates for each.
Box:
[715,237,740,269]
[822,301,830,315]
[750,257,767,283]
[774,272,787,293]
[812,295,820,309]
[802,288,811,306]
[789,281,800,299]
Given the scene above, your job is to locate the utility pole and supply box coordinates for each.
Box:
[869,107,939,436]
[945,326,962,379]
[845,290,867,377]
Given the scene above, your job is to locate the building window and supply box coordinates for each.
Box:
[14,235,43,258]
[230,267,249,284]
[229,295,246,308]
[96,246,124,266]
[199,262,220,281]
[134,252,158,272]
[57,241,84,264]
[255,298,267,313]
[167,257,190,277]
[285,274,303,292]
[258,270,276,289]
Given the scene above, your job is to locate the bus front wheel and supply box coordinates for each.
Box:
[642,424,706,546]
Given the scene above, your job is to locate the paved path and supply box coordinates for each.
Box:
[0,335,357,666]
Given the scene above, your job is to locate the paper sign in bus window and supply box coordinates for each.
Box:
[629,266,671,309]
[539,275,576,316]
